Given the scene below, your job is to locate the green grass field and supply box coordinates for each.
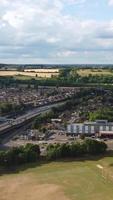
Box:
[14,75,40,80]
[1,156,113,200]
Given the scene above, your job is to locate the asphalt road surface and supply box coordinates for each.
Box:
[0,102,64,133]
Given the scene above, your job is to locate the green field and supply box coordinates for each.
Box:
[1,156,113,200]
[14,75,40,80]
[77,69,113,77]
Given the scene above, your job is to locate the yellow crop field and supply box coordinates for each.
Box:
[24,69,59,73]
[0,69,59,78]
[77,69,113,77]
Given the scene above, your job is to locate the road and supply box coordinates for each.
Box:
[0,102,64,133]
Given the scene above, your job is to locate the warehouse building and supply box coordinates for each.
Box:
[67,120,113,136]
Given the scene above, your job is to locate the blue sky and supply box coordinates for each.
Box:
[0,0,113,64]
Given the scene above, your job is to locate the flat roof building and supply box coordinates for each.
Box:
[67,120,113,136]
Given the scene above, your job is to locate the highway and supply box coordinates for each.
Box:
[0,102,64,133]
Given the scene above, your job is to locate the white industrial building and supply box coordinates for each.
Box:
[67,120,113,135]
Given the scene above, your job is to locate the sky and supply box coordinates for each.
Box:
[0,0,113,64]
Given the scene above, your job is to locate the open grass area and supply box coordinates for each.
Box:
[77,69,113,77]
[1,156,113,200]
[14,75,40,80]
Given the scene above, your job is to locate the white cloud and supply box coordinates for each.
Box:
[62,0,86,4]
[56,50,78,57]
[0,0,113,64]
[108,0,113,5]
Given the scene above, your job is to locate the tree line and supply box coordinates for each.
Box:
[0,143,40,167]
[0,139,107,168]
[46,139,107,160]
[2,72,113,88]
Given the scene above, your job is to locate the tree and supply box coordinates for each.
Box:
[80,134,85,140]
[0,144,41,167]
[85,139,107,155]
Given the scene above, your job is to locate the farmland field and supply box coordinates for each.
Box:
[1,69,113,79]
[1,156,113,200]
[0,69,59,78]
[77,69,113,77]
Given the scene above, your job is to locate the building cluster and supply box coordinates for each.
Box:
[0,87,77,107]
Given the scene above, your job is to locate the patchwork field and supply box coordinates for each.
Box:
[77,69,113,77]
[1,157,113,200]
[0,69,59,78]
[1,69,113,79]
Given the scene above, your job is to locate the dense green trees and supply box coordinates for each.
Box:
[0,103,13,115]
[0,139,107,168]
[0,103,25,115]
[89,108,113,122]
[0,144,40,167]
[46,139,107,160]
[32,111,57,129]
[85,139,107,155]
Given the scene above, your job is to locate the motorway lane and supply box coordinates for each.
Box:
[0,102,64,132]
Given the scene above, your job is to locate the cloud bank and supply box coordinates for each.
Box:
[0,0,113,64]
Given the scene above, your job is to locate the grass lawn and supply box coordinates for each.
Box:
[1,157,113,200]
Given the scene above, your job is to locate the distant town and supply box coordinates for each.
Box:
[1,65,113,154]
